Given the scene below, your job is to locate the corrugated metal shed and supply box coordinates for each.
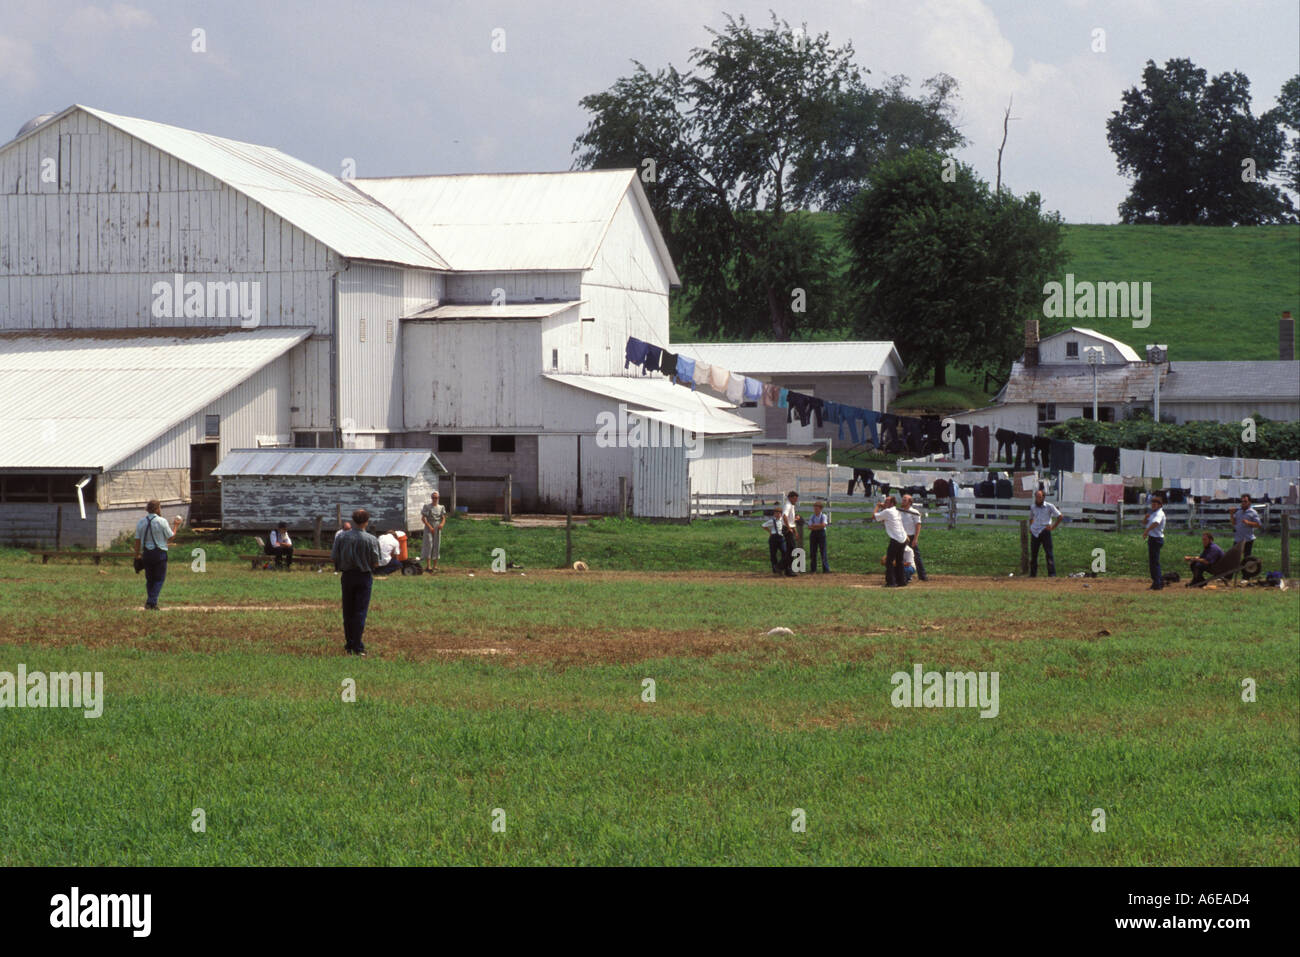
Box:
[407,301,582,320]
[544,374,761,436]
[213,448,446,478]
[352,172,679,281]
[0,327,309,470]
[672,341,904,376]
[7,105,450,271]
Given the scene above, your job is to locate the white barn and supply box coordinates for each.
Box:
[0,105,757,544]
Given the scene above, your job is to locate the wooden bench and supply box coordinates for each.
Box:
[241,541,334,571]
[32,551,135,564]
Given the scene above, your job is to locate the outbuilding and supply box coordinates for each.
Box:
[212,448,446,535]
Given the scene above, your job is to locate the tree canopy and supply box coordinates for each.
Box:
[841,150,1066,388]
[571,13,963,341]
[1106,58,1296,225]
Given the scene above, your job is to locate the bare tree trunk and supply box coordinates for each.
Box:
[996,96,1014,197]
[934,358,947,388]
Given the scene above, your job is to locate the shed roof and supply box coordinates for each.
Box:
[1038,327,1142,362]
[5,106,450,271]
[213,448,446,478]
[998,359,1300,405]
[406,301,583,321]
[671,341,903,376]
[352,171,679,281]
[0,327,309,471]
[1158,361,1300,403]
[544,374,761,436]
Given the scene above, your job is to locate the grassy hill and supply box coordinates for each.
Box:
[670,223,1300,367]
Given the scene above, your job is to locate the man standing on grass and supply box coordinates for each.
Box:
[781,491,800,577]
[133,500,182,610]
[807,500,830,573]
[1229,494,1261,559]
[420,490,447,573]
[899,494,927,581]
[762,508,786,575]
[331,508,382,656]
[873,495,908,588]
[1028,489,1063,578]
[1143,494,1166,591]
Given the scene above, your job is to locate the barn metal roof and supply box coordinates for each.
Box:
[406,301,583,320]
[1038,328,1142,362]
[213,448,446,478]
[671,341,904,376]
[0,327,310,471]
[10,106,450,271]
[997,359,1300,405]
[544,374,761,436]
[1158,361,1300,402]
[351,172,679,281]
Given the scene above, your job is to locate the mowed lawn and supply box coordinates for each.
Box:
[0,520,1296,866]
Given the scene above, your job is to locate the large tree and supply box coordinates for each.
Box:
[571,13,963,341]
[1266,74,1300,197]
[1106,58,1295,225]
[841,150,1066,388]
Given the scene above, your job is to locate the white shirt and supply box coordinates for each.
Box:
[377,533,399,563]
[761,516,782,535]
[898,507,921,537]
[874,506,908,543]
[782,500,799,531]
[808,511,829,529]
[270,529,292,547]
[1028,502,1061,536]
[1145,507,1166,539]
[903,545,915,566]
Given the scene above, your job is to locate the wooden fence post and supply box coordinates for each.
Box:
[565,512,573,567]
[450,473,457,514]
[619,476,627,519]
[1282,513,1292,579]
[1115,502,1123,533]
[313,515,322,548]
[55,506,63,551]
[335,503,342,530]
[1019,520,1029,574]
[503,474,512,522]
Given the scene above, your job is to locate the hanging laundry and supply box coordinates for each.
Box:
[1258,459,1281,480]
[778,388,789,409]
[1013,471,1036,498]
[880,414,901,451]
[786,392,824,428]
[692,360,711,387]
[1093,445,1119,474]
[726,373,746,404]
[761,383,780,407]
[955,424,972,460]
[675,354,695,387]
[658,349,677,377]
[1050,439,1073,472]
[625,337,650,372]
[1083,483,1105,504]
[862,409,881,448]
[1032,436,1052,469]
[1242,458,1259,479]
[972,426,991,467]
[644,343,663,376]
[1119,448,1143,476]
[900,418,925,455]
[1074,444,1095,476]
[743,377,763,403]
[709,365,729,393]
[994,428,1016,463]
[1142,450,1161,477]
[847,468,874,496]
[1013,432,1035,469]
[1101,484,1124,506]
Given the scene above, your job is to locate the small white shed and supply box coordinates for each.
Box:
[212,448,446,534]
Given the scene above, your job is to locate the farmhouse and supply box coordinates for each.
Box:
[952,321,1300,434]
[670,341,905,444]
[0,105,759,544]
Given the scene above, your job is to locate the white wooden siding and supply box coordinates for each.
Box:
[443,271,580,303]
[689,438,755,500]
[0,111,334,333]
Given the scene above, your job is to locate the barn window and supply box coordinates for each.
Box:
[204,414,220,438]
[437,435,463,454]
[490,435,516,454]
[1065,341,1079,358]
[385,319,394,343]
[551,348,559,369]
[1037,403,1057,423]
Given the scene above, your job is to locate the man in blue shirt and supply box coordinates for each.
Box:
[1143,494,1166,590]
[1184,532,1225,587]
[330,508,382,656]
[1229,494,1261,559]
[133,500,181,610]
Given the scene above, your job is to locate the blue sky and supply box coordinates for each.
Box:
[1,0,1296,222]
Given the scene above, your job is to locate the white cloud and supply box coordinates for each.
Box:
[0,34,39,94]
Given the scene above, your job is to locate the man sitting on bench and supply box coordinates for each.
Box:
[1184,532,1224,587]
[265,522,294,569]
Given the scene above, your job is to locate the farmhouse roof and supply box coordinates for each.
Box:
[0,327,309,471]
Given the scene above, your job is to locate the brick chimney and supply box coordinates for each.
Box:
[1024,319,1040,367]
[1282,312,1295,361]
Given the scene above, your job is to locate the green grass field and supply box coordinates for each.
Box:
[1,518,1296,865]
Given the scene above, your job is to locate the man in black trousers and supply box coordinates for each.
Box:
[330,508,382,656]
[873,495,909,587]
